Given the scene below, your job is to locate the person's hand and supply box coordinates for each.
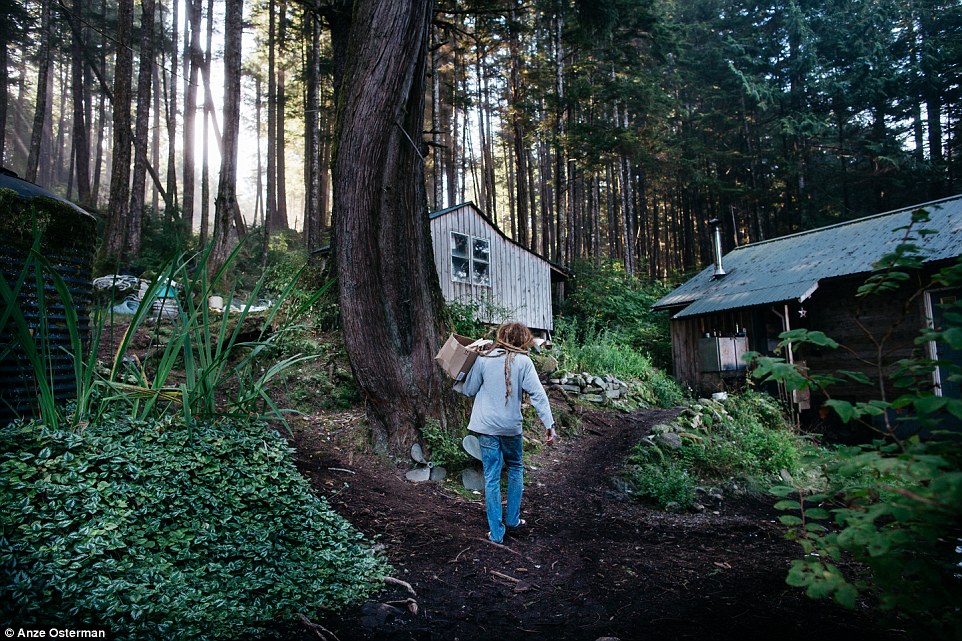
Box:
[545,427,557,445]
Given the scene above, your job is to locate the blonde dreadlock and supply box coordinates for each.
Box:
[481,322,534,403]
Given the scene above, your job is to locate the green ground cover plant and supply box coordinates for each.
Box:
[0,415,390,639]
[624,391,807,510]
[1,231,391,638]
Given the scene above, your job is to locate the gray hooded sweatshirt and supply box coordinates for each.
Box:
[459,348,555,436]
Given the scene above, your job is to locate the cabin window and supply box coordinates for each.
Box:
[450,232,491,287]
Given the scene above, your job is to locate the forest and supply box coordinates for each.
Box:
[2,1,962,640]
[3,0,960,278]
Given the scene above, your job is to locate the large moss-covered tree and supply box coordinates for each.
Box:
[328,0,453,454]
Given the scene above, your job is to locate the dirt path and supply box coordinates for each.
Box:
[290,407,909,641]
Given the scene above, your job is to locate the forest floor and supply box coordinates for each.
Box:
[287,404,914,641]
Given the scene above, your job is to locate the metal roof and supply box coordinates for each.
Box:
[652,194,962,319]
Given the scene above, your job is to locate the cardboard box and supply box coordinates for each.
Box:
[434,333,488,382]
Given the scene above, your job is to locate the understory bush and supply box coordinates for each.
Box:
[0,415,390,639]
[558,259,675,370]
[554,318,685,408]
[748,210,962,638]
[624,391,806,510]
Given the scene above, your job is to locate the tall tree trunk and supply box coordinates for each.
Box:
[128,0,156,260]
[274,0,289,231]
[0,15,8,164]
[200,0,214,245]
[330,0,452,455]
[304,2,322,250]
[151,26,161,214]
[266,0,278,231]
[210,0,243,275]
[102,0,135,266]
[183,0,202,235]
[70,0,92,207]
[165,0,179,214]
[254,75,263,226]
[26,0,52,182]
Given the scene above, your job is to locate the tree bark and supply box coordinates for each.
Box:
[304,1,322,250]
[210,0,243,275]
[26,0,52,182]
[128,0,156,260]
[274,0,290,231]
[165,0,179,214]
[101,0,135,266]
[183,0,202,235]
[330,0,452,455]
[70,0,92,207]
[200,0,214,245]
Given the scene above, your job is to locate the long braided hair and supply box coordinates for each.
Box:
[487,322,533,402]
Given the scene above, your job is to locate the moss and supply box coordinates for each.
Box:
[1,188,97,252]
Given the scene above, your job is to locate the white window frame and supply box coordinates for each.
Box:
[450,232,491,288]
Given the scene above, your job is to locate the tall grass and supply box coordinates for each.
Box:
[1,235,330,430]
[554,317,685,407]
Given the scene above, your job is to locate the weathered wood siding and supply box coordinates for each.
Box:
[430,204,554,331]
[801,276,930,404]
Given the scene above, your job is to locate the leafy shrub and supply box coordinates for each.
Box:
[625,461,697,511]
[624,391,805,510]
[554,318,685,408]
[0,416,390,639]
[749,211,962,638]
[771,438,962,639]
[558,259,675,370]
[421,419,470,471]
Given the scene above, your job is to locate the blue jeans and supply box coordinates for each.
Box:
[478,433,524,543]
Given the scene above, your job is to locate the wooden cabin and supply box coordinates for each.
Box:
[429,202,566,333]
[652,195,962,424]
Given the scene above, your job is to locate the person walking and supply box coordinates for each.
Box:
[458,322,556,544]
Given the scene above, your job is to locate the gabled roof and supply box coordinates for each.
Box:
[431,202,569,279]
[653,195,962,319]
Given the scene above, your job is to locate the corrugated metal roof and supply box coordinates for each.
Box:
[653,195,962,319]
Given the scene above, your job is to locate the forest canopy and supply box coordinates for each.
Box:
[0,0,959,277]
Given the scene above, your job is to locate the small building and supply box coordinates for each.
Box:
[429,202,565,333]
[652,195,962,420]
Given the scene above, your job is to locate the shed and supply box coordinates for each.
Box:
[652,195,962,418]
[429,202,565,333]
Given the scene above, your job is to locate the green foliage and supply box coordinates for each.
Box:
[624,391,805,510]
[558,259,675,370]
[747,214,962,637]
[444,301,490,340]
[1,233,329,430]
[0,415,390,639]
[625,460,696,511]
[421,419,470,471]
[554,317,685,408]
[773,438,962,638]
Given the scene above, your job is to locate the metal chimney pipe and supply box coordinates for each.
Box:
[709,218,726,278]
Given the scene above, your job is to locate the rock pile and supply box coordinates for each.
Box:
[547,372,631,403]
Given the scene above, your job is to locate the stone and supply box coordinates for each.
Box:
[430,465,447,481]
[462,467,484,491]
[410,443,427,465]
[655,432,683,449]
[605,389,621,399]
[405,467,431,483]
[462,434,482,460]
[561,384,582,393]
[583,394,606,403]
